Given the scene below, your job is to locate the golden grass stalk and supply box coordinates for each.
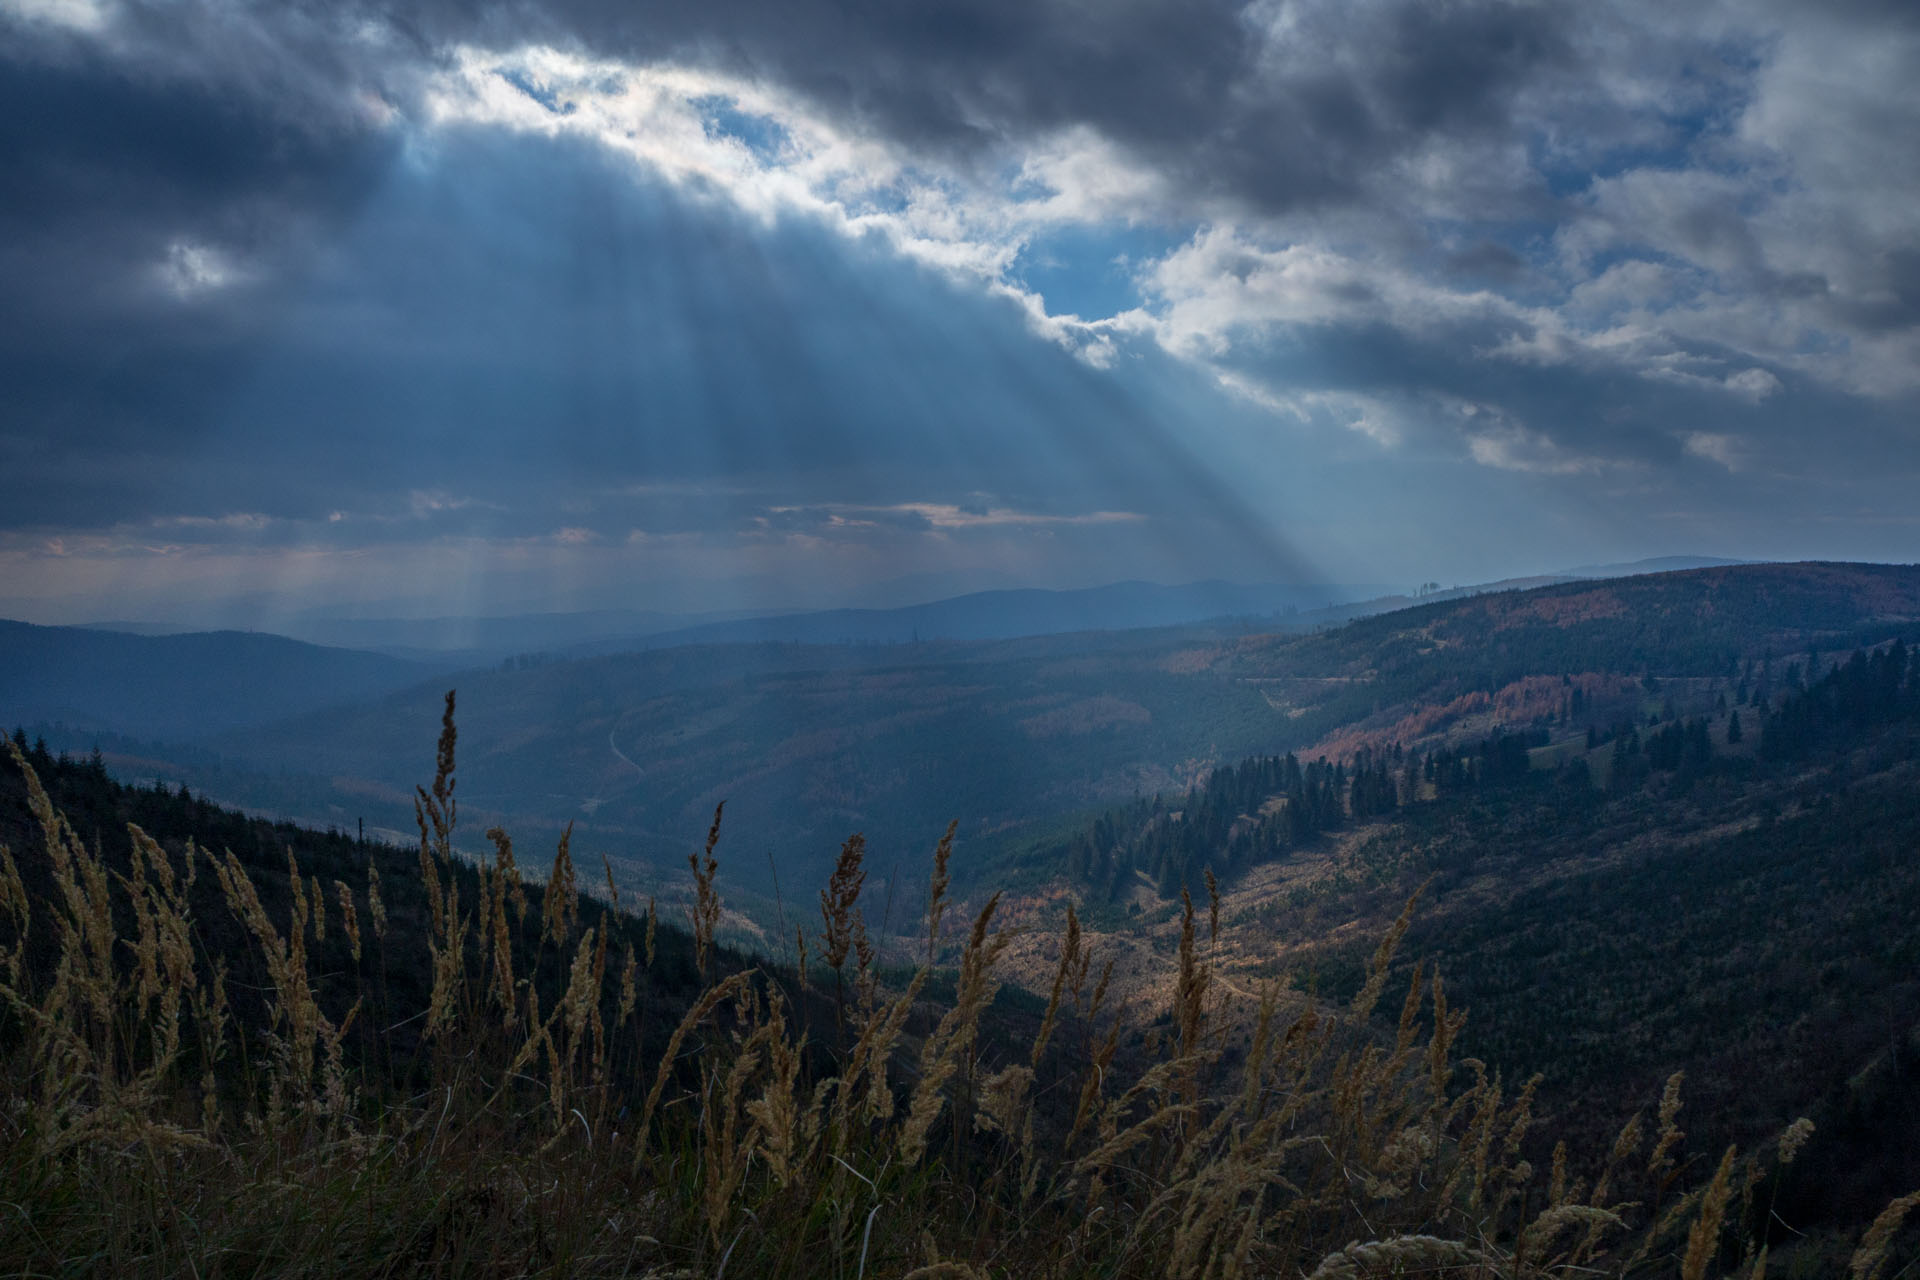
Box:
[1350,881,1425,1021]
[1066,1001,1122,1153]
[1851,1189,1920,1280]
[207,843,339,1122]
[334,880,361,964]
[899,893,1005,1166]
[1590,1110,1642,1210]
[702,1009,777,1245]
[632,970,754,1168]
[926,819,955,965]
[589,918,610,1083]
[1682,1144,1739,1280]
[819,830,877,1018]
[1175,888,1208,1120]
[1649,1069,1687,1181]
[690,803,723,977]
[425,876,466,1041]
[1517,1202,1622,1266]
[124,825,195,1074]
[309,873,325,941]
[820,832,866,974]
[1778,1116,1815,1166]
[842,962,929,1130]
[18,744,118,1063]
[562,926,601,1061]
[743,991,811,1188]
[618,941,639,1024]
[483,826,519,1015]
[0,831,27,987]
[1030,904,1079,1071]
[414,690,457,937]
[367,862,387,940]
[543,822,579,945]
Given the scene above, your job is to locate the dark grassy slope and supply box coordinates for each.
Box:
[0,619,443,739]
[0,737,725,1078]
[2,745,1792,1277]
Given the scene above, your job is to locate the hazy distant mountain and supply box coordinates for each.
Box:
[1562,554,1752,577]
[0,620,442,740]
[223,580,1396,661]
[189,560,1920,894]
[264,606,797,662]
[613,579,1393,650]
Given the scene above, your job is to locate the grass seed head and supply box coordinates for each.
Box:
[366,863,386,940]
[689,804,724,976]
[334,880,361,963]
[1681,1144,1739,1280]
[1851,1189,1920,1280]
[544,822,579,944]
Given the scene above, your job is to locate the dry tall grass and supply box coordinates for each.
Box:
[0,700,1912,1277]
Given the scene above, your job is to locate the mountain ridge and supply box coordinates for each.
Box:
[0,619,443,740]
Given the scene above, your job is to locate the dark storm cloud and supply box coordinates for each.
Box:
[0,91,1309,579]
[381,0,1577,222]
[0,9,408,526]
[408,0,1920,458]
[4,0,1920,612]
[6,0,1591,263]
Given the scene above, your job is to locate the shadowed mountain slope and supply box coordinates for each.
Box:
[0,620,445,739]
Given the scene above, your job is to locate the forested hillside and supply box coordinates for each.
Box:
[1034,571,1920,900]
[1004,624,1920,1254]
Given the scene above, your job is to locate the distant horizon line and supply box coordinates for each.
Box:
[8,553,1879,651]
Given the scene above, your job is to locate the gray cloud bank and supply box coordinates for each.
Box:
[1,0,1916,619]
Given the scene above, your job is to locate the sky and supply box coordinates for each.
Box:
[2,0,1917,628]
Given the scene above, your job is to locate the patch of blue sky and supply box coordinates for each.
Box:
[692,94,793,164]
[1576,242,1708,289]
[1533,113,1729,200]
[838,180,914,218]
[499,67,578,116]
[1010,223,1187,321]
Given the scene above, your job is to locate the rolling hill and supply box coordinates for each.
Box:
[0,619,445,739]
[165,563,1912,894]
